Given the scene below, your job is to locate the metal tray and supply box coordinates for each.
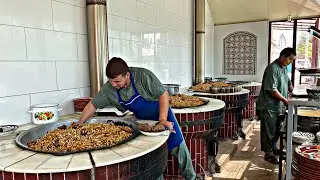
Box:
[170,99,210,109]
[15,117,140,156]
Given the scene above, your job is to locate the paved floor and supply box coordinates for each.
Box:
[213,122,279,180]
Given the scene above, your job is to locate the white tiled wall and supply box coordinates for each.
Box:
[107,0,194,87]
[214,21,269,82]
[205,0,214,77]
[0,0,216,125]
[0,0,89,125]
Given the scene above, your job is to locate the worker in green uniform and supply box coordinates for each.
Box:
[78,57,196,179]
[257,47,296,164]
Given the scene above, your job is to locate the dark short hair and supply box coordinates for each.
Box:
[106,57,129,78]
[280,47,296,57]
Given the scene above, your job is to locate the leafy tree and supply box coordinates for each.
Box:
[296,32,312,60]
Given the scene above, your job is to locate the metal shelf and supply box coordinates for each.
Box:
[284,98,320,180]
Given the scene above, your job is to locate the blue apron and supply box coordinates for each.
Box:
[116,74,184,150]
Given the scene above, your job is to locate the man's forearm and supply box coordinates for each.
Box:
[158,91,169,123]
[271,90,288,104]
[78,101,97,124]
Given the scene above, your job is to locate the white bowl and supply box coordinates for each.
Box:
[136,120,169,136]
[140,130,169,136]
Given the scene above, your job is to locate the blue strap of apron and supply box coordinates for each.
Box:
[116,73,139,103]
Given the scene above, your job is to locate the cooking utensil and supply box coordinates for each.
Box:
[28,104,62,124]
[306,86,320,99]
[0,125,19,137]
[15,117,140,156]
[163,84,181,95]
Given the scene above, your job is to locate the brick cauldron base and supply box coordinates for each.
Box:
[0,144,168,180]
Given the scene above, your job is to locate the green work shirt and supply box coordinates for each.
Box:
[91,67,166,112]
[256,60,290,115]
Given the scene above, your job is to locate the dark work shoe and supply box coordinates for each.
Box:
[264,154,279,164]
[273,148,286,156]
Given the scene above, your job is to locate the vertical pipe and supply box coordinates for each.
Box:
[194,0,205,85]
[86,0,109,97]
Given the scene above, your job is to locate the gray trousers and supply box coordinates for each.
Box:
[157,141,196,180]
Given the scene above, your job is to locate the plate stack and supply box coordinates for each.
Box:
[292,131,315,144]
[292,145,320,179]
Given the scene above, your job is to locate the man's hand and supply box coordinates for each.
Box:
[160,120,176,133]
[78,101,97,124]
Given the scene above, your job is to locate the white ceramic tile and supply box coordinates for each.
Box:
[52,1,87,34]
[141,42,155,61]
[120,40,140,62]
[178,0,183,17]
[91,149,123,167]
[0,0,53,30]
[137,0,153,5]
[80,87,91,97]
[0,62,57,97]
[109,38,121,58]
[36,154,73,173]
[157,10,180,30]
[0,150,36,171]
[108,15,126,39]
[0,148,22,159]
[127,139,159,149]
[167,46,181,62]
[169,61,184,77]
[137,2,156,25]
[67,152,93,171]
[181,47,192,61]
[0,25,26,61]
[155,62,170,83]
[110,0,137,20]
[154,27,166,45]
[164,0,179,15]
[77,34,89,61]
[154,45,168,62]
[0,95,30,125]
[150,0,165,9]
[183,0,193,22]
[182,20,193,35]
[182,33,192,47]
[5,153,52,173]
[125,19,143,42]
[166,30,182,46]
[74,0,86,7]
[0,144,16,152]
[54,0,74,5]
[30,89,81,116]
[110,144,145,157]
[25,28,78,61]
[56,62,90,90]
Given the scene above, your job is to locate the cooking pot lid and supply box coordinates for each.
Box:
[32,104,59,108]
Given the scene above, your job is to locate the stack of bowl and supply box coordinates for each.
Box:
[292,145,320,179]
[73,97,91,113]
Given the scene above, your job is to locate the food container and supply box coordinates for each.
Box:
[163,84,181,95]
[28,104,62,124]
[73,97,91,113]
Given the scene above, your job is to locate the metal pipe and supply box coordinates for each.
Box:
[86,0,108,97]
[194,0,205,85]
